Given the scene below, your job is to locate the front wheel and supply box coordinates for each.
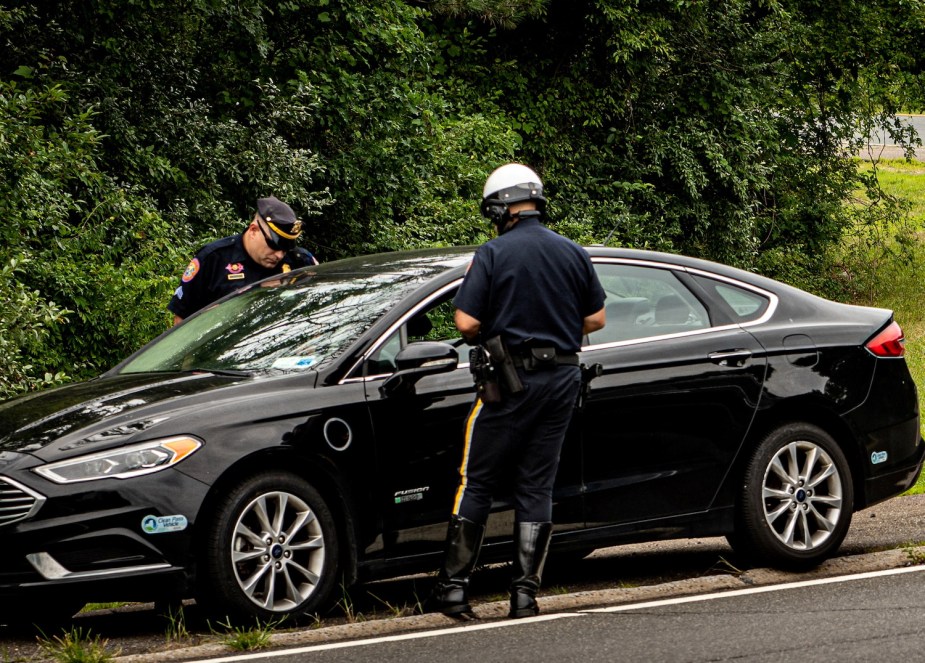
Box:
[730,423,854,569]
[196,472,339,623]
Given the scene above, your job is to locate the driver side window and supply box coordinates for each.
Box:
[365,287,466,377]
[366,332,402,376]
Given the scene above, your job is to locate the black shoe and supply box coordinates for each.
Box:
[422,580,478,619]
[509,521,552,619]
[424,515,486,618]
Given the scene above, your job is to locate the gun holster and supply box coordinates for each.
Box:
[484,336,524,395]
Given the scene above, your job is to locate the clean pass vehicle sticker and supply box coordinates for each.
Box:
[142,514,189,534]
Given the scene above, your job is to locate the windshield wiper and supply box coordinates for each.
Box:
[187,368,252,377]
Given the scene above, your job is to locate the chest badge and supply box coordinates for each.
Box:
[226,263,245,280]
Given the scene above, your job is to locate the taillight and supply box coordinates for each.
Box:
[866,321,906,358]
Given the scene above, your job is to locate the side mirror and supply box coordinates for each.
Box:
[379,342,459,398]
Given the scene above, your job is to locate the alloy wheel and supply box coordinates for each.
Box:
[230,490,326,612]
[761,440,844,552]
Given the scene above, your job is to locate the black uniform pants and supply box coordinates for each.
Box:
[452,365,581,524]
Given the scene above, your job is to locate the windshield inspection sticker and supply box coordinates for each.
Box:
[871,451,888,465]
[142,514,189,534]
[271,356,317,370]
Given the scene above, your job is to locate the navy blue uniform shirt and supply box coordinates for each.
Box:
[168,235,313,319]
[454,217,605,353]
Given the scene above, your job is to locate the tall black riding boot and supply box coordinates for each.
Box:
[509,521,553,618]
[423,515,486,618]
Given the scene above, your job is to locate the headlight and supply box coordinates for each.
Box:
[33,436,202,484]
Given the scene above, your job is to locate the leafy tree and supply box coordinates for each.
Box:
[1,0,924,396]
[0,256,69,399]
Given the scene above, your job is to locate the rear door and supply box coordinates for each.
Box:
[578,260,770,526]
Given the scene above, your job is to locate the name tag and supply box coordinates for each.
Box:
[227,273,245,281]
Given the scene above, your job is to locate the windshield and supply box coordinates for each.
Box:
[118,249,472,375]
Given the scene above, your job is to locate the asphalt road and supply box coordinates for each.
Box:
[5,493,922,662]
[858,113,925,160]
[238,567,925,663]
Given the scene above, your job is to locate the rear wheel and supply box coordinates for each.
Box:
[196,472,339,623]
[729,423,854,569]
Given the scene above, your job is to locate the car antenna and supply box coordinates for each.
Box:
[597,213,625,247]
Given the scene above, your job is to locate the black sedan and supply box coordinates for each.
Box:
[0,246,921,624]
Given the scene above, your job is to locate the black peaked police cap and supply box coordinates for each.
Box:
[256,196,303,250]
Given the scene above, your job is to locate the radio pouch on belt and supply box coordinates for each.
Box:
[524,346,557,371]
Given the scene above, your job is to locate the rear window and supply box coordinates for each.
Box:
[692,276,770,323]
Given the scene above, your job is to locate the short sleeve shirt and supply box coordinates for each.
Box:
[168,235,297,319]
[454,218,605,353]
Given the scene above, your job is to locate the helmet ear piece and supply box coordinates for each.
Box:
[480,198,508,224]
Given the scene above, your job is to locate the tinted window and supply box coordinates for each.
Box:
[691,275,770,323]
[364,287,467,377]
[587,263,709,344]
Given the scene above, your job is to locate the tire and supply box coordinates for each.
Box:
[730,423,854,569]
[196,472,339,623]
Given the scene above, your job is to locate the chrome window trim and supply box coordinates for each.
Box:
[340,280,466,385]
[340,257,780,379]
[582,257,779,352]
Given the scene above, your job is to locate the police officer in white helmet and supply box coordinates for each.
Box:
[424,163,606,619]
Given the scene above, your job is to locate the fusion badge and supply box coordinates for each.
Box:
[394,487,429,504]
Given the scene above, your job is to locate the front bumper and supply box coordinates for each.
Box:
[0,467,209,604]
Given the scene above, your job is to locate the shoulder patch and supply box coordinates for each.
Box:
[182,258,201,283]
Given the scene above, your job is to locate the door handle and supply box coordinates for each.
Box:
[708,349,752,367]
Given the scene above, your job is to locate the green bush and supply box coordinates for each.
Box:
[1,0,924,396]
[0,255,69,399]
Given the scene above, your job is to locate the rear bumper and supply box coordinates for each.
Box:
[863,435,925,507]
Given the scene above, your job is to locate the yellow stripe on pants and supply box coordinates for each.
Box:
[452,398,484,515]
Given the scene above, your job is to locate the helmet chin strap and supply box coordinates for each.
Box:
[495,209,541,235]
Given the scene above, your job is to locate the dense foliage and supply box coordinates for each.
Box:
[1,0,924,396]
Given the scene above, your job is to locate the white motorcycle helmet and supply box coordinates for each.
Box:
[480,163,546,223]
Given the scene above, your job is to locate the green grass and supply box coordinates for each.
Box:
[35,627,119,663]
[210,618,283,652]
[855,160,925,494]
[862,160,925,222]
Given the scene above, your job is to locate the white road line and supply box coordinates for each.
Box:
[586,564,925,613]
[186,613,578,662]
[186,565,925,662]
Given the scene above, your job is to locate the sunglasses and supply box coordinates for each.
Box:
[256,218,295,251]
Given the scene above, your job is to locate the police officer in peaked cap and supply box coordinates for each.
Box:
[168,196,318,325]
[424,164,606,619]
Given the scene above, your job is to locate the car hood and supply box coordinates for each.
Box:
[0,372,251,456]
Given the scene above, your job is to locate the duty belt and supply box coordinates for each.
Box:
[511,351,580,369]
